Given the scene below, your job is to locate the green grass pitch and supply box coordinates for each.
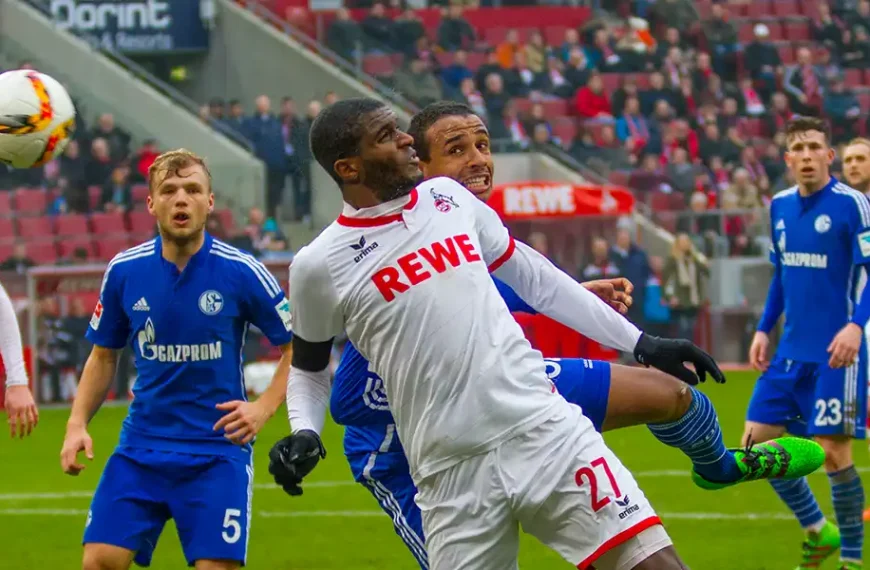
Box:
[1,370,868,569]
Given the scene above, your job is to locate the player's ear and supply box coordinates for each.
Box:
[146,193,155,215]
[334,157,361,185]
[207,192,215,213]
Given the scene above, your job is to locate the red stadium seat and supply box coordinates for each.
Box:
[23,240,58,264]
[17,217,52,239]
[128,211,155,235]
[14,188,47,215]
[0,219,14,241]
[131,184,150,203]
[57,237,94,259]
[774,0,800,16]
[54,214,89,236]
[90,212,126,235]
[95,236,132,261]
[0,242,13,261]
[544,26,569,47]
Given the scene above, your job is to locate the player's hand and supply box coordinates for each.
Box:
[268,430,326,496]
[582,278,633,315]
[5,385,38,439]
[749,331,771,371]
[633,333,726,386]
[214,400,271,445]
[827,323,863,369]
[60,423,94,476]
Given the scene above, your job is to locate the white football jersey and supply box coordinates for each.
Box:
[289,177,562,481]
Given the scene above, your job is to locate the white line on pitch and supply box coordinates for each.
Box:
[2,465,861,502]
[0,508,799,521]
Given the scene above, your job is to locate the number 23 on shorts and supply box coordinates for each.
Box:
[814,398,843,427]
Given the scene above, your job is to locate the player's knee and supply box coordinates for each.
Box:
[655,373,691,423]
[193,559,241,570]
[815,435,853,472]
[81,545,131,570]
[627,545,686,570]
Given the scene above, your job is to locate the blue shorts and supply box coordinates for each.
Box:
[746,352,868,439]
[83,447,254,567]
[342,358,612,569]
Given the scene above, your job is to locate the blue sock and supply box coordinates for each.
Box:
[647,388,742,483]
[770,478,825,529]
[830,465,864,562]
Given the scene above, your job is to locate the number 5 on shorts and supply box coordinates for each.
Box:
[575,457,622,513]
[222,508,242,544]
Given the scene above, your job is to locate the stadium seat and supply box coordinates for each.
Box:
[90,212,126,235]
[774,0,800,16]
[0,219,14,242]
[0,242,13,261]
[54,214,89,236]
[131,184,150,203]
[23,240,58,264]
[17,216,53,239]
[95,236,132,261]
[14,188,47,216]
[214,209,236,234]
[128,211,155,235]
[57,237,94,259]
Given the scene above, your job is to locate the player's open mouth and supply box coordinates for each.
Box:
[463,174,491,193]
[173,212,190,225]
[800,167,815,174]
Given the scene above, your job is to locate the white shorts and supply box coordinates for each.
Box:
[414,402,670,570]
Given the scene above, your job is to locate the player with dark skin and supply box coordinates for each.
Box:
[323,100,690,570]
[412,108,694,432]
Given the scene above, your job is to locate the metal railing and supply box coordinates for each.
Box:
[241,0,421,115]
[21,0,256,153]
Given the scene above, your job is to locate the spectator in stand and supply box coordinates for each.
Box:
[244,95,287,218]
[89,113,131,162]
[629,152,670,193]
[837,28,868,68]
[504,52,539,98]
[702,2,738,80]
[132,139,160,184]
[59,140,88,213]
[666,146,702,195]
[663,233,708,341]
[394,56,443,107]
[84,138,115,189]
[456,77,488,121]
[811,1,844,50]
[524,103,551,136]
[766,91,795,135]
[590,125,633,172]
[475,49,503,91]
[482,73,510,125]
[640,71,675,116]
[559,28,582,63]
[611,75,639,116]
[647,0,699,38]
[224,99,246,134]
[699,123,732,166]
[539,56,573,99]
[575,72,612,120]
[654,27,686,65]
[584,28,621,72]
[856,0,870,29]
[743,23,782,101]
[737,76,766,117]
[493,101,530,149]
[441,50,473,97]
[496,29,522,69]
[436,5,475,52]
[724,167,763,210]
[615,95,651,159]
[661,46,690,91]
[324,91,340,106]
[326,8,362,62]
[100,163,133,213]
[610,222,651,328]
[739,146,770,194]
[580,236,621,283]
[562,47,591,94]
[280,97,311,222]
[783,47,824,115]
[643,255,671,337]
[208,98,225,122]
[0,244,34,274]
[361,3,394,52]
[524,30,548,74]
[393,8,424,56]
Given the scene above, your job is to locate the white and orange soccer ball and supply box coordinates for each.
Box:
[0,69,76,169]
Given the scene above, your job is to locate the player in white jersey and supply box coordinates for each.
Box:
[0,279,37,438]
[273,98,727,569]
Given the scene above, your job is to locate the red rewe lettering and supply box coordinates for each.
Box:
[417,238,461,273]
[454,234,481,263]
[372,267,410,302]
[396,252,431,285]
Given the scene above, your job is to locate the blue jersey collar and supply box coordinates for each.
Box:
[155,231,214,274]
[798,176,837,209]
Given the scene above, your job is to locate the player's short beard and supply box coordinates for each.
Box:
[362,158,423,203]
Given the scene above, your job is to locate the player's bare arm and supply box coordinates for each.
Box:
[214,342,294,445]
[61,345,120,475]
[0,279,37,438]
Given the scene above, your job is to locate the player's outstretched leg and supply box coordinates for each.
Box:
[601,365,825,489]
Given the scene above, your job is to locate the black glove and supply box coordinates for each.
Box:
[268,430,326,496]
[633,333,726,386]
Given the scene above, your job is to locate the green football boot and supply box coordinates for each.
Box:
[795,521,841,569]
[838,562,862,570]
[691,437,825,491]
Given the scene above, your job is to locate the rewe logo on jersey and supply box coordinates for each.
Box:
[371,233,482,302]
[137,317,222,362]
[350,235,379,263]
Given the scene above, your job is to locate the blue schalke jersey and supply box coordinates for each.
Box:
[86,233,294,459]
[329,277,535,428]
[765,178,870,363]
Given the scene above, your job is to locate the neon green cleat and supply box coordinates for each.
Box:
[794,522,841,569]
[691,437,826,491]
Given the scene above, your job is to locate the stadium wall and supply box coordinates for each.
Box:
[0,0,266,214]
[185,0,412,125]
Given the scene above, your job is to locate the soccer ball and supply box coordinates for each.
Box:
[0,69,76,169]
